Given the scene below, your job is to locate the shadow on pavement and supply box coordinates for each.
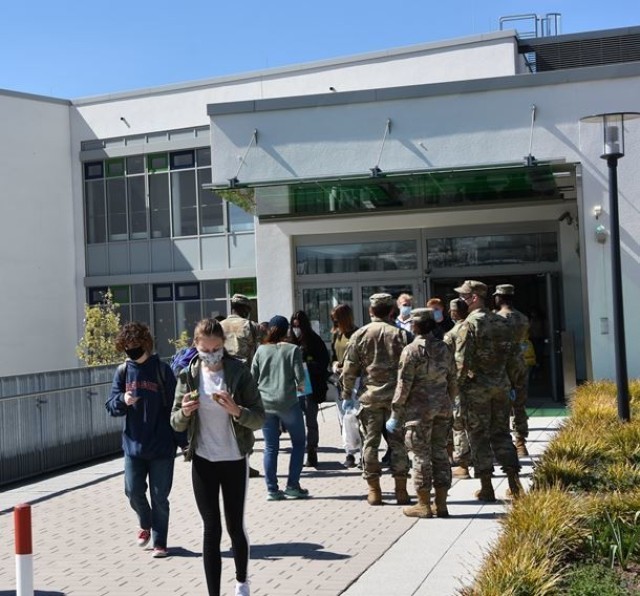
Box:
[0,592,65,596]
[169,546,201,558]
[223,542,350,561]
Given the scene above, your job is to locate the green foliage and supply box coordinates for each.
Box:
[463,382,640,595]
[564,563,628,596]
[587,511,640,571]
[76,289,122,366]
[217,188,256,214]
[168,330,191,350]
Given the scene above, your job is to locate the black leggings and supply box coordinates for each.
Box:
[192,455,249,596]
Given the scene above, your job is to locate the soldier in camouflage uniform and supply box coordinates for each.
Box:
[221,294,262,367]
[443,298,472,480]
[387,308,456,518]
[221,293,263,478]
[454,280,524,501]
[493,284,531,457]
[341,293,411,506]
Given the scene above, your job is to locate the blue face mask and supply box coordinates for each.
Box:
[400,305,412,317]
[433,309,444,323]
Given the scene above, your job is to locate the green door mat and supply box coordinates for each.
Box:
[526,406,567,417]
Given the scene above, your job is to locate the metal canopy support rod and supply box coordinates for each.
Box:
[228,129,258,187]
[371,119,391,177]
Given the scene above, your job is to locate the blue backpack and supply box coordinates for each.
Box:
[170,347,198,377]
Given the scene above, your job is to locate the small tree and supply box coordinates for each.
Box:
[76,289,122,366]
[168,330,191,351]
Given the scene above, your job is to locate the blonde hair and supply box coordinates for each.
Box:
[396,293,413,305]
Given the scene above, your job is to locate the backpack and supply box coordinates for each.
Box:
[170,346,198,377]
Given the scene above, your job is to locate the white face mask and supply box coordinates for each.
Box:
[198,348,224,367]
[292,327,302,338]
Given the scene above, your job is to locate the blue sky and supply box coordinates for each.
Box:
[3,1,639,99]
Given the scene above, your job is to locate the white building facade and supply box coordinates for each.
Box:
[1,26,639,399]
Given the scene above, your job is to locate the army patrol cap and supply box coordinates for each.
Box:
[454,280,488,297]
[493,284,515,296]
[409,307,435,322]
[369,293,394,307]
[230,293,252,307]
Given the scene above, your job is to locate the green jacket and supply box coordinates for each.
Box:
[170,355,265,460]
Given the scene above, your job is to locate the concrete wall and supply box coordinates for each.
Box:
[0,93,78,376]
[210,69,640,381]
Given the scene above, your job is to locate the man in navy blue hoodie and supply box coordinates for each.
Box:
[106,322,177,558]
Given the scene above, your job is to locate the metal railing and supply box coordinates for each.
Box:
[0,364,123,487]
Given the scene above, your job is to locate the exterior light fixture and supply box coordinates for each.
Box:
[580,111,640,422]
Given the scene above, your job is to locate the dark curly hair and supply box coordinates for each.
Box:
[115,321,154,354]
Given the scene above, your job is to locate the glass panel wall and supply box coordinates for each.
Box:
[302,287,353,342]
[86,278,251,357]
[82,146,254,246]
[296,240,417,275]
[427,232,558,269]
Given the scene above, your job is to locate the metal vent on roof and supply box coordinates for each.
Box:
[520,32,640,72]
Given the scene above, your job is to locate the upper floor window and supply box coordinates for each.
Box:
[83,148,253,245]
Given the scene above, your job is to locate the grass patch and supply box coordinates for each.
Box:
[461,381,640,595]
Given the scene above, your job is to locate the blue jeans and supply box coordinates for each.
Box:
[124,455,175,548]
[262,403,306,493]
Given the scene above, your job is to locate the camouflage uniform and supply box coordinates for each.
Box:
[497,307,530,439]
[392,332,456,493]
[342,315,410,481]
[220,314,261,366]
[455,308,520,477]
[443,321,471,467]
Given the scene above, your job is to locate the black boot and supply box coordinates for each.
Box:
[305,448,318,468]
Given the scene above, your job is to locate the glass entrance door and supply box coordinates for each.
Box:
[429,274,566,400]
[298,281,420,342]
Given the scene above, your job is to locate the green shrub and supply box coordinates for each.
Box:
[564,563,628,596]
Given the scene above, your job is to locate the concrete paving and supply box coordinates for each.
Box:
[0,404,563,596]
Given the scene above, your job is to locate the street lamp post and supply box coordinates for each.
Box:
[580,112,640,422]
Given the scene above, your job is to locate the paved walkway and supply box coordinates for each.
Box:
[0,403,563,596]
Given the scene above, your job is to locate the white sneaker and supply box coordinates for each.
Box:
[235,581,250,596]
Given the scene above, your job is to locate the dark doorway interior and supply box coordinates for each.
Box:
[430,274,562,401]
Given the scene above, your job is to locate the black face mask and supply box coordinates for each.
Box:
[125,346,145,361]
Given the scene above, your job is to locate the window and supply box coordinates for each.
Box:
[171,169,197,236]
[296,240,418,276]
[127,176,147,239]
[106,178,127,240]
[176,283,200,300]
[199,170,224,234]
[170,150,195,170]
[82,145,255,246]
[149,173,170,238]
[229,203,255,232]
[427,233,558,269]
[147,153,168,172]
[84,162,103,179]
[153,284,173,301]
[85,179,106,244]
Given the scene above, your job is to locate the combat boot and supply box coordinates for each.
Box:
[434,487,450,518]
[474,474,496,502]
[394,477,411,505]
[366,477,383,506]
[403,488,432,518]
[506,470,524,499]
[515,437,529,458]
[452,465,471,479]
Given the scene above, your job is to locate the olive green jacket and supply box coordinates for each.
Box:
[170,355,265,460]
